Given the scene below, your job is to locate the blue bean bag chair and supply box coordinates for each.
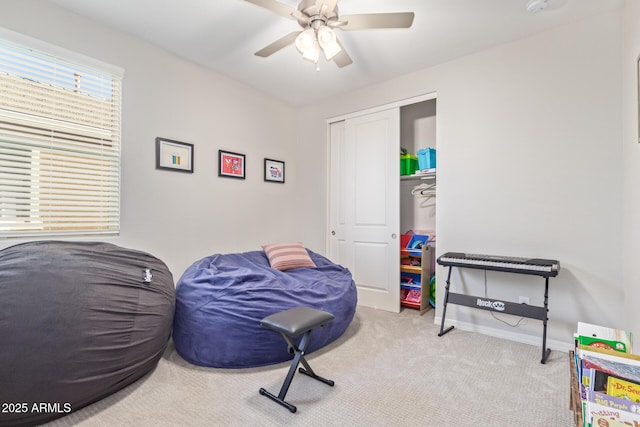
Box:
[173,249,357,368]
[0,241,175,426]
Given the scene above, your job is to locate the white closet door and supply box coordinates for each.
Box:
[329,108,400,313]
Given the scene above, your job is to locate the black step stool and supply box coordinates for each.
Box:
[258,306,335,413]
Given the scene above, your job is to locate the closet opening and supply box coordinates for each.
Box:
[399,99,437,314]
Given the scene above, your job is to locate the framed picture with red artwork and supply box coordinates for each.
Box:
[218,149,245,179]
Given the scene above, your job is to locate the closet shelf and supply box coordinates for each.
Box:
[401,169,436,181]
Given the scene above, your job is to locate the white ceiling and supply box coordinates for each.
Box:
[48,0,623,106]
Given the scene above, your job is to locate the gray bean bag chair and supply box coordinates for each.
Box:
[0,241,175,426]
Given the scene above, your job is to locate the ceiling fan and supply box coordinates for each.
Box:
[244,0,415,68]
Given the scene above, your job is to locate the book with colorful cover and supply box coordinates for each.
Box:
[580,358,610,401]
[608,376,640,403]
[592,414,640,427]
[584,389,640,427]
[578,347,640,407]
[577,322,633,353]
[579,346,640,363]
[581,353,640,385]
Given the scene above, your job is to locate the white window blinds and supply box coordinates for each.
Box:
[0,34,123,238]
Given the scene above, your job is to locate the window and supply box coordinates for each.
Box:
[0,31,123,238]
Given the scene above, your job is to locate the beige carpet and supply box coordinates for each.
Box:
[45,306,574,427]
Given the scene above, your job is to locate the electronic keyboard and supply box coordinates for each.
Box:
[437,252,560,277]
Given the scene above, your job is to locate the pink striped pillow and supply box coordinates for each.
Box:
[262,242,316,271]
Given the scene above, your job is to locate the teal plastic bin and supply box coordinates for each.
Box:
[417,148,436,170]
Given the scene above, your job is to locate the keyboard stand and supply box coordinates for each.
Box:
[438,264,552,364]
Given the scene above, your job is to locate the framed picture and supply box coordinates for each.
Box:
[218,150,245,179]
[264,158,285,183]
[156,137,194,173]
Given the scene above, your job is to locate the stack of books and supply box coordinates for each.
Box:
[573,322,640,427]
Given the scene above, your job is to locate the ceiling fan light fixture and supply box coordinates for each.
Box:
[321,42,341,60]
[301,41,320,63]
[295,28,316,54]
[317,26,342,60]
[317,26,335,45]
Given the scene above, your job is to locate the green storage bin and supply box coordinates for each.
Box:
[400,154,418,176]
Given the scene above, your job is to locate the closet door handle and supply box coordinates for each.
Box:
[331,230,336,236]
[391,233,397,239]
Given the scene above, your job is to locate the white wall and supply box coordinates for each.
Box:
[622,0,640,343]
[0,0,299,279]
[299,10,624,349]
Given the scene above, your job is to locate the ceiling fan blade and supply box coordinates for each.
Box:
[254,31,301,57]
[332,40,353,68]
[291,9,309,22]
[243,0,298,20]
[339,12,415,31]
[317,0,338,15]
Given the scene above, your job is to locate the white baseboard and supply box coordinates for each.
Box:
[433,316,574,353]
